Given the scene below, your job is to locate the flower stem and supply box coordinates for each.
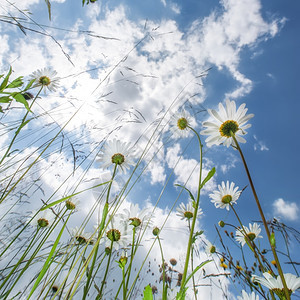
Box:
[180,127,203,292]
[231,133,290,300]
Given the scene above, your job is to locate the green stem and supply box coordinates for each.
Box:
[157,236,166,299]
[231,133,290,300]
[82,165,117,299]
[99,240,114,298]
[180,127,203,291]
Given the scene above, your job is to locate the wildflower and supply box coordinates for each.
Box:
[97,139,134,172]
[120,203,152,229]
[65,198,80,211]
[200,99,254,147]
[237,290,259,300]
[209,181,241,211]
[218,220,225,227]
[71,226,94,245]
[152,227,160,236]
[235,223,262,247]
[31,67,60,93]
[104,215,131,250]
[220,261,228,269]
[271,260,277,268]
[118,250,128,268]
[30,209,55,228]
[252,272,300,298]
[176,201,203,221]
[169,110,194,139]
[205,241,216,256]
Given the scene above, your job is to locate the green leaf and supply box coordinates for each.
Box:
[182,260,212,289]
[0,66,12,91]
[24,78,36,91]
[176,288,187,300]
[41,181,111,210]
[174,184,195,201]
[143,285,153,300]
[199,167,215,189]
[44,0,51,20]
[6,76,23,88]
[192,230,204,244]
[11,93,30,112]
[0,96,11,103]
[0,106,3,113]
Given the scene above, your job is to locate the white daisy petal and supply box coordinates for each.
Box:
[235,223,262,246]
[30,67,60,93]
[209,181,241,210]
[201,100,254,147]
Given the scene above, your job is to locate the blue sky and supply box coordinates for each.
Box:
[0,0,299,299]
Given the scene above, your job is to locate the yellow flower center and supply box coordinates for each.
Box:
[177,117,188,130]
[219,120,239,137]
[111,153,125,165]
[39,76,51,86]
[221,194,232,204]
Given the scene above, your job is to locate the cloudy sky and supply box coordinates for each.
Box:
[0,0,299,298]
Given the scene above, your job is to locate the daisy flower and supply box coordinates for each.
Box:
[205,240,216,256]
[71,226,94,245]
[97,139,134,172]
[169,110,194,139]
[200,99,254,147]
[30,209,55,228]
[65,198,80,211]
[176,201,203,221]
[252,272,300,298]
[235,223,262,247]
[237,290,259,300]
[104,215,131,250]
[31,67,60,93]
[209,181,241,211]
[120,203,152,229]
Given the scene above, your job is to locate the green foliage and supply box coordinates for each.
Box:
[0,67,34,112]
[143,285,153,300]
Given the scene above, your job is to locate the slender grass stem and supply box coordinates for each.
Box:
[231,133,290,300]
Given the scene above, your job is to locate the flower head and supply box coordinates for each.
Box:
[205,240,216,256]
[176,201,203,221]
[71,226,94,245]
[120,203,152,229]
[252,272,300,298]
[97,139,134,172]
[200,99,254,147]
[65,198,80,211]
[235,223,262,246]
[209,181,241,211]
[237,290,259,300]
[31,67,60,93]
[170,110,194,139]
[103,215,131,250]
[30,209,55,228]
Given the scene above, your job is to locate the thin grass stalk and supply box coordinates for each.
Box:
[231,133,290,300]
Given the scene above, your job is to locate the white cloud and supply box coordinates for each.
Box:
[253,134,269,151]
[273,198,299,221]
[166,143,217,195]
